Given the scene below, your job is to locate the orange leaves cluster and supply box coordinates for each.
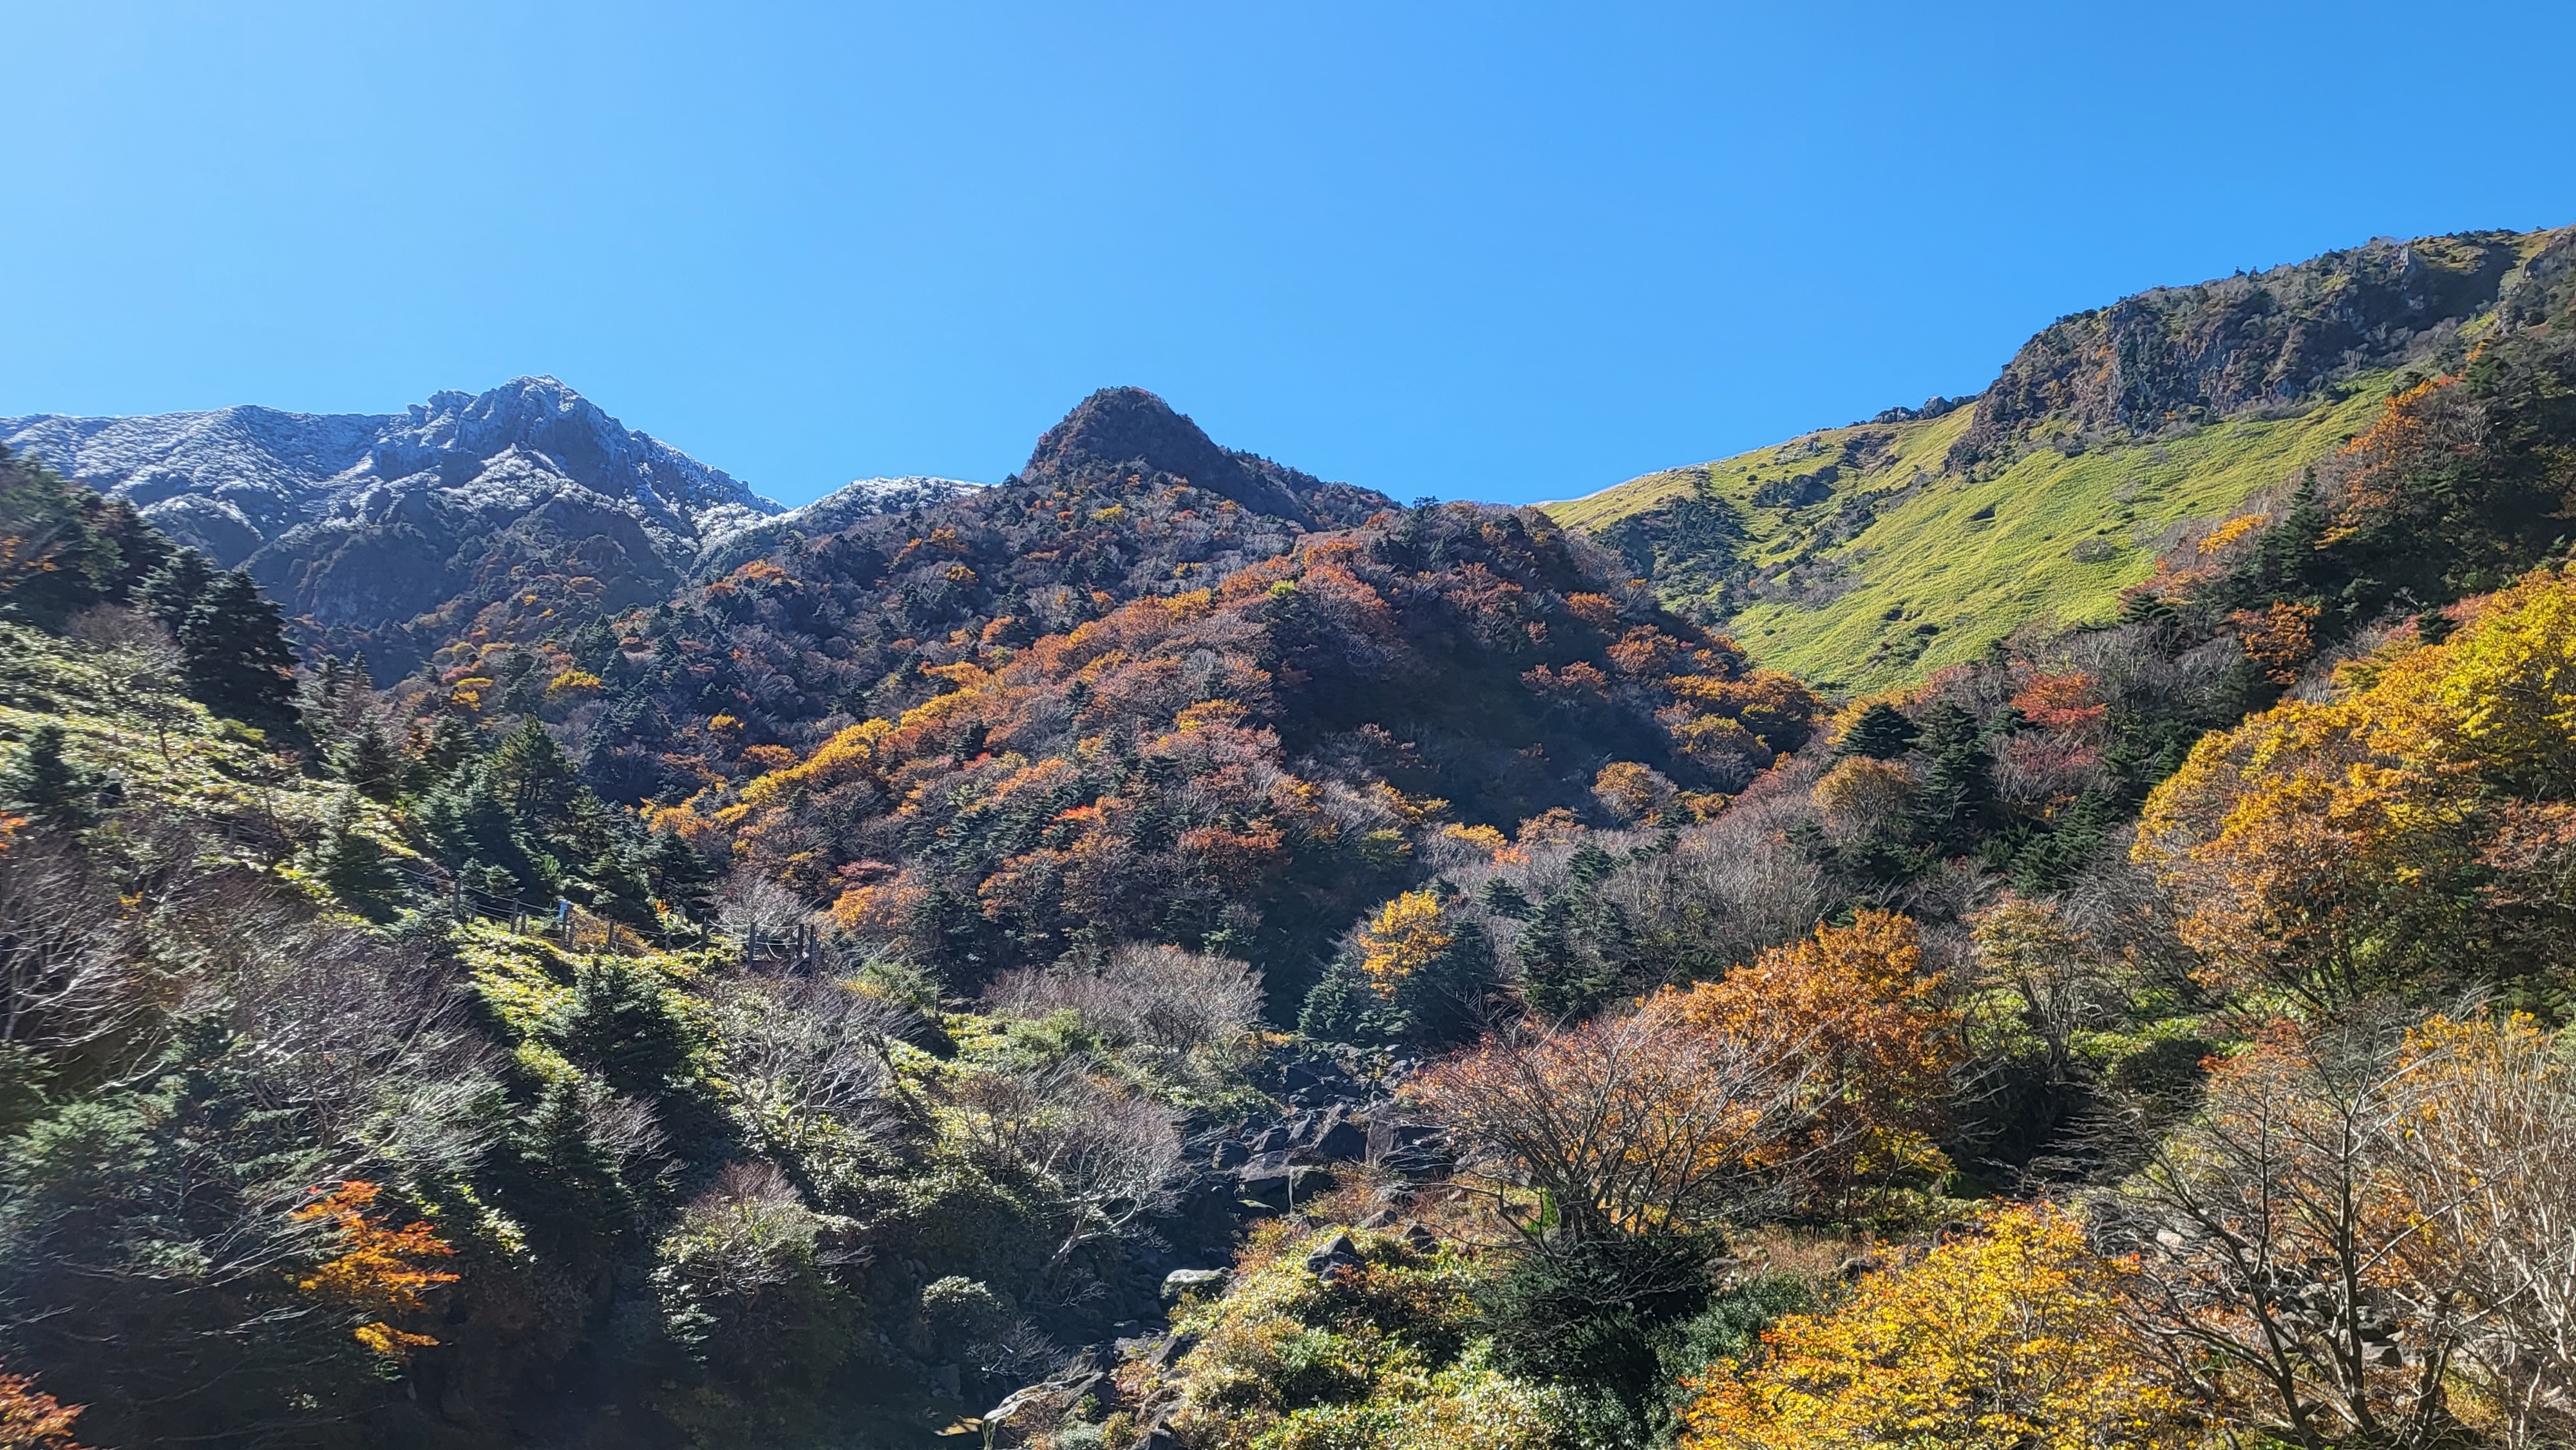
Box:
[2327,375,2483,536]
[1681,1205,2188,1450]
[1412,988,1823,1241]
[2228,600,2320,684]
[0,1372,93,1450]
[2009,670,2107,736]
[1651,911,1964,1189]
[1415,914,1964,1242]
[290,1182,459,1359]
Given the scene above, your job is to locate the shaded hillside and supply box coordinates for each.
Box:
[1550,225,2576,690]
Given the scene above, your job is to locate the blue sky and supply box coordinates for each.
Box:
[6,2,2573,507]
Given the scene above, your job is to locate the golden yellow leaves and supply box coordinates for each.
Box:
[1682,1205,2188,1450]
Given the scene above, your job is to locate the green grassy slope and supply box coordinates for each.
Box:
[1546,224,2576,694]
[1544,384,2389,693]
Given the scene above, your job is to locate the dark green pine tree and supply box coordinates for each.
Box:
[333,718,404,802]
[1911,702,1998,856]
[582,847,658,932]
[176,569,298,728]
[3,722,97,823]
[415,762,547,899]
[407,713,481,794]
[135,547,214,630]
[1296,957,1379,1044]
[1837,701,1921,760]
[307,796,402,921]
[1516,894,1616,1021]
[644,829,715,923]
[489,716,580,822]
[0,449,121,628]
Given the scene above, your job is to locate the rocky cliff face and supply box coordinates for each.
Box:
[1953,230,2563,462]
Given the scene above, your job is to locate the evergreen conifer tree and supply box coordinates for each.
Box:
[1837,701,1921,760]
[645,829,715,922]
[176,570,298,728]
[1911,702,1997,854]
[334,719,403,802]
[135,548,213,630]
[307,795,402,920]
[3,723,96,824]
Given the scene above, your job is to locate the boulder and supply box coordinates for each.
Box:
[1162,1268,1229,1301]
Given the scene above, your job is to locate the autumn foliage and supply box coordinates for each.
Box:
[0,1372,91,1450]
[1681,1205,2186,1450]
[290,1182,460,1358]
[2137,567,2576,1005]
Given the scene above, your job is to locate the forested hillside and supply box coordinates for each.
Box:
[3,220,2575,1450]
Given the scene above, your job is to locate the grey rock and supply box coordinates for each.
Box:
[1305,1232,1359,1277]
[1162,1268,1229,1301]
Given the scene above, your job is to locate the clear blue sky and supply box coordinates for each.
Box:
[7,2,2572,506]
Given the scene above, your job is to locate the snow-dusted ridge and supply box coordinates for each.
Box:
[2,376,785,569]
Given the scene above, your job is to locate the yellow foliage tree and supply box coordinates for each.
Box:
[1681,1205,2189,1450]
[1356,890,1456,1002]
[2136,567,2576,1005]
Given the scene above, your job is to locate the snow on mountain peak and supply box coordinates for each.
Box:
[1,378,779,569]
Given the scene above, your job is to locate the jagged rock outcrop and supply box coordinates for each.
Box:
[1953,231,2542,462]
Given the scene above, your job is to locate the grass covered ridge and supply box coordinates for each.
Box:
[1544,384,2392,693]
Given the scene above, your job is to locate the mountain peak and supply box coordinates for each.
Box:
[1022,386,1341,523]
[1026,386,1235,484]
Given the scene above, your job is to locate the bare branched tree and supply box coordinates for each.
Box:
[715,973,909,1160]
[717,873,811,940]
[983,942,1262,1064]
[0,836,142,1079]
[2113,1007,2474,1450]
[949,1064,1184,1276]
[1409,993,1837,1255]
[2382,1012,2576,1445]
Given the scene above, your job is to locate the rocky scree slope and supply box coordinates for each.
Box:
[1551,225,2576,691]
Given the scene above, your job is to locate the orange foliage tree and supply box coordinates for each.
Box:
[1408,990,1830,1248]
[290,1181,460,1358]
[0,1370,93,1450]
[1414,912,1964,1240]
[1654,910,1966,1198]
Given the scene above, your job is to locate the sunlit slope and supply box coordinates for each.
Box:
[1544,384,2388,693]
